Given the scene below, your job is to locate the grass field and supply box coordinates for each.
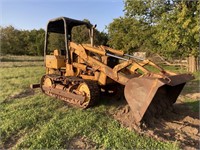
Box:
[0,55,199,149]
[0,55,43,68]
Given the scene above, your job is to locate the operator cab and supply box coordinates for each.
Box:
[45,16,94,57]
[44,17,94,75]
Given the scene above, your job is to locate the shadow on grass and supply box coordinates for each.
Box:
[97,92,127,108]
[2,88,35,104]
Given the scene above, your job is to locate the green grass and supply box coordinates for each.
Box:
[0,66,44,103]
[0,94,179,149]
[145,64,187,74]
[0,57,180,149]
[0,55,43,62]
[0,55,44,68]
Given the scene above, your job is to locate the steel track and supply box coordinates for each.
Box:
[40,74,100,108]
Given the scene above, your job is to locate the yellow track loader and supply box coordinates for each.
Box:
[31,17,194,123]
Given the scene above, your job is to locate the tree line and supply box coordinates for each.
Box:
[0,22,108,56]
[0,0,199,60]
[1,26,45,56]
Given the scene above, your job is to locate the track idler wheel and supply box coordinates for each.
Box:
[40,75,54,93]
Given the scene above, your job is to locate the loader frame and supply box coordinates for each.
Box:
[32,17,194,124]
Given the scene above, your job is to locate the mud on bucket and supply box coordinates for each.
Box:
[124,74,194,123]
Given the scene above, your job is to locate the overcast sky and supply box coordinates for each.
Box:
[1,0,124,32]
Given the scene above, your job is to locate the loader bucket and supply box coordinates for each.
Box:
[124,74,194,123]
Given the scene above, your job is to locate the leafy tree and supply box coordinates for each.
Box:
[47,32,65,54]
[47,19,108,53]
[35,29,45,55]
[108,0,199,59]
[27,29,45,55]
[71,19,108,46]
[107,17,154,53]
[124,0,173,24]
[107,0,169,54]
[153,1,199,58]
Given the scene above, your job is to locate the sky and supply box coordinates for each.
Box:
[1,0,124,32]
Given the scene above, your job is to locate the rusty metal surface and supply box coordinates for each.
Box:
[161,73,194,86]
[42,86,85,103]
[124,74,194,123]
[124,77,165,123]
[30,84,40,89]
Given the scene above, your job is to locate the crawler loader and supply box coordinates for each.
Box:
[31,17,194,123]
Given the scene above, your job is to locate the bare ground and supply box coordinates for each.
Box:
[67,136,99,149]
[111,93,200,150]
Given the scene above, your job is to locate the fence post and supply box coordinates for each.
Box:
[196,56,199,71]
[188,55,197,73]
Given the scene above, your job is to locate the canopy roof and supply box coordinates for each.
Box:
[47,17,93,34]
